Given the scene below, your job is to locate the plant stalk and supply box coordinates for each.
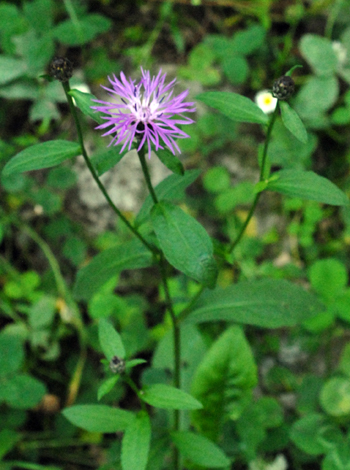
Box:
[62,81,155,254]
[137,147,181,470]
[228,102,279,253]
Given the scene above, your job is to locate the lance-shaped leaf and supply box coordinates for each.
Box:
[98,375,119,401]
[121,412,151,470]
[267,170,349,206]
[197,91,268,125]
[171,431,230,468]
[98,318,125,360]
[68,89,103,124]
[62,405,134,433]
[280,101,308,143]
[141,384,203,410]
[191,326,257,441]
[186,279,324,328]
[90,145,130,176]
[151,201,218,288]
[3,141,81,176]
[73,240,153,301]
[155,148,184,175]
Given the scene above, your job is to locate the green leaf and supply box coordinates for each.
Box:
[338,343,350,378]
[151,202,218,288]
[152,324,207,393]
[155,148,184,175]
[222,55,249,85]
[141,384,202,410]
[309,258,348,302]
[2,141,81,176]
[280,101,308,143]
[69,89,103,124]
[295,76,339,119]
[231,24,266,55]
[135,169,201,227]
[203,166,230,193]
[171,431,230,468]
[62,405,134,432]
[320,377,350,417]
[0,82,39,100]
[0,429,20,460]
[290,413,342,455]
[191,326,257,441]
[186,279,324,328]
[267,170,349,206]
[91,146,130,176]
[323,443,350,470]
[73,240,153,301]
[29,295,56,330]
[0,56,27,85]
[23,0,53,33]
[121,412,151,470]
[1,374,46,409]
[0,334,24,377]
[196,91,268,125]
[269,120,317,169]
[53,14,112,46]
[97,375,119,401]
[98,318,125,360]
[300,34,338,77]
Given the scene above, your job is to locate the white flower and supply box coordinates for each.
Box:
[255,90,278,114]
[332,41,347,66]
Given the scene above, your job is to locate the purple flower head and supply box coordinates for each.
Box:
[92,68,196,159]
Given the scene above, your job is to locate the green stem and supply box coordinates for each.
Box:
[21,223,68,301]
[10,217,87,406]
[62,82,155,254]
[159,256,181,470]
[177,285,205,323]
[137,146,159,204]
[124,376,147,411]
[228,102,279,253]
[137,147,180,470]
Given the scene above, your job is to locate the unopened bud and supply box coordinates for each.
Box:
[272,75,295,100]
[49,57,73,82]
[109,356,125,374]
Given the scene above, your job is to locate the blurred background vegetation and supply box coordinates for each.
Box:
[1,0,350,469]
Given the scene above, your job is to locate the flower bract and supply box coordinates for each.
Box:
[92,68,196,158]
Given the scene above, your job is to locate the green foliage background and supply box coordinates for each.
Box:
[1,1,350,469]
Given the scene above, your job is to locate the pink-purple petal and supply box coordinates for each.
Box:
[92,67,195,158]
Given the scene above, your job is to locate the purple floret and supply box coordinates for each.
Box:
[92,68,196,159]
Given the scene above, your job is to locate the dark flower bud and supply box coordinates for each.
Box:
[109,356,125,374]
[272,75,295,100]
[49,57,73,82]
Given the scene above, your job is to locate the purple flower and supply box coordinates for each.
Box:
[92,68,196,159]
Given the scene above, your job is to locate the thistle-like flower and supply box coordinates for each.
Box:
[92,68,196,158]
